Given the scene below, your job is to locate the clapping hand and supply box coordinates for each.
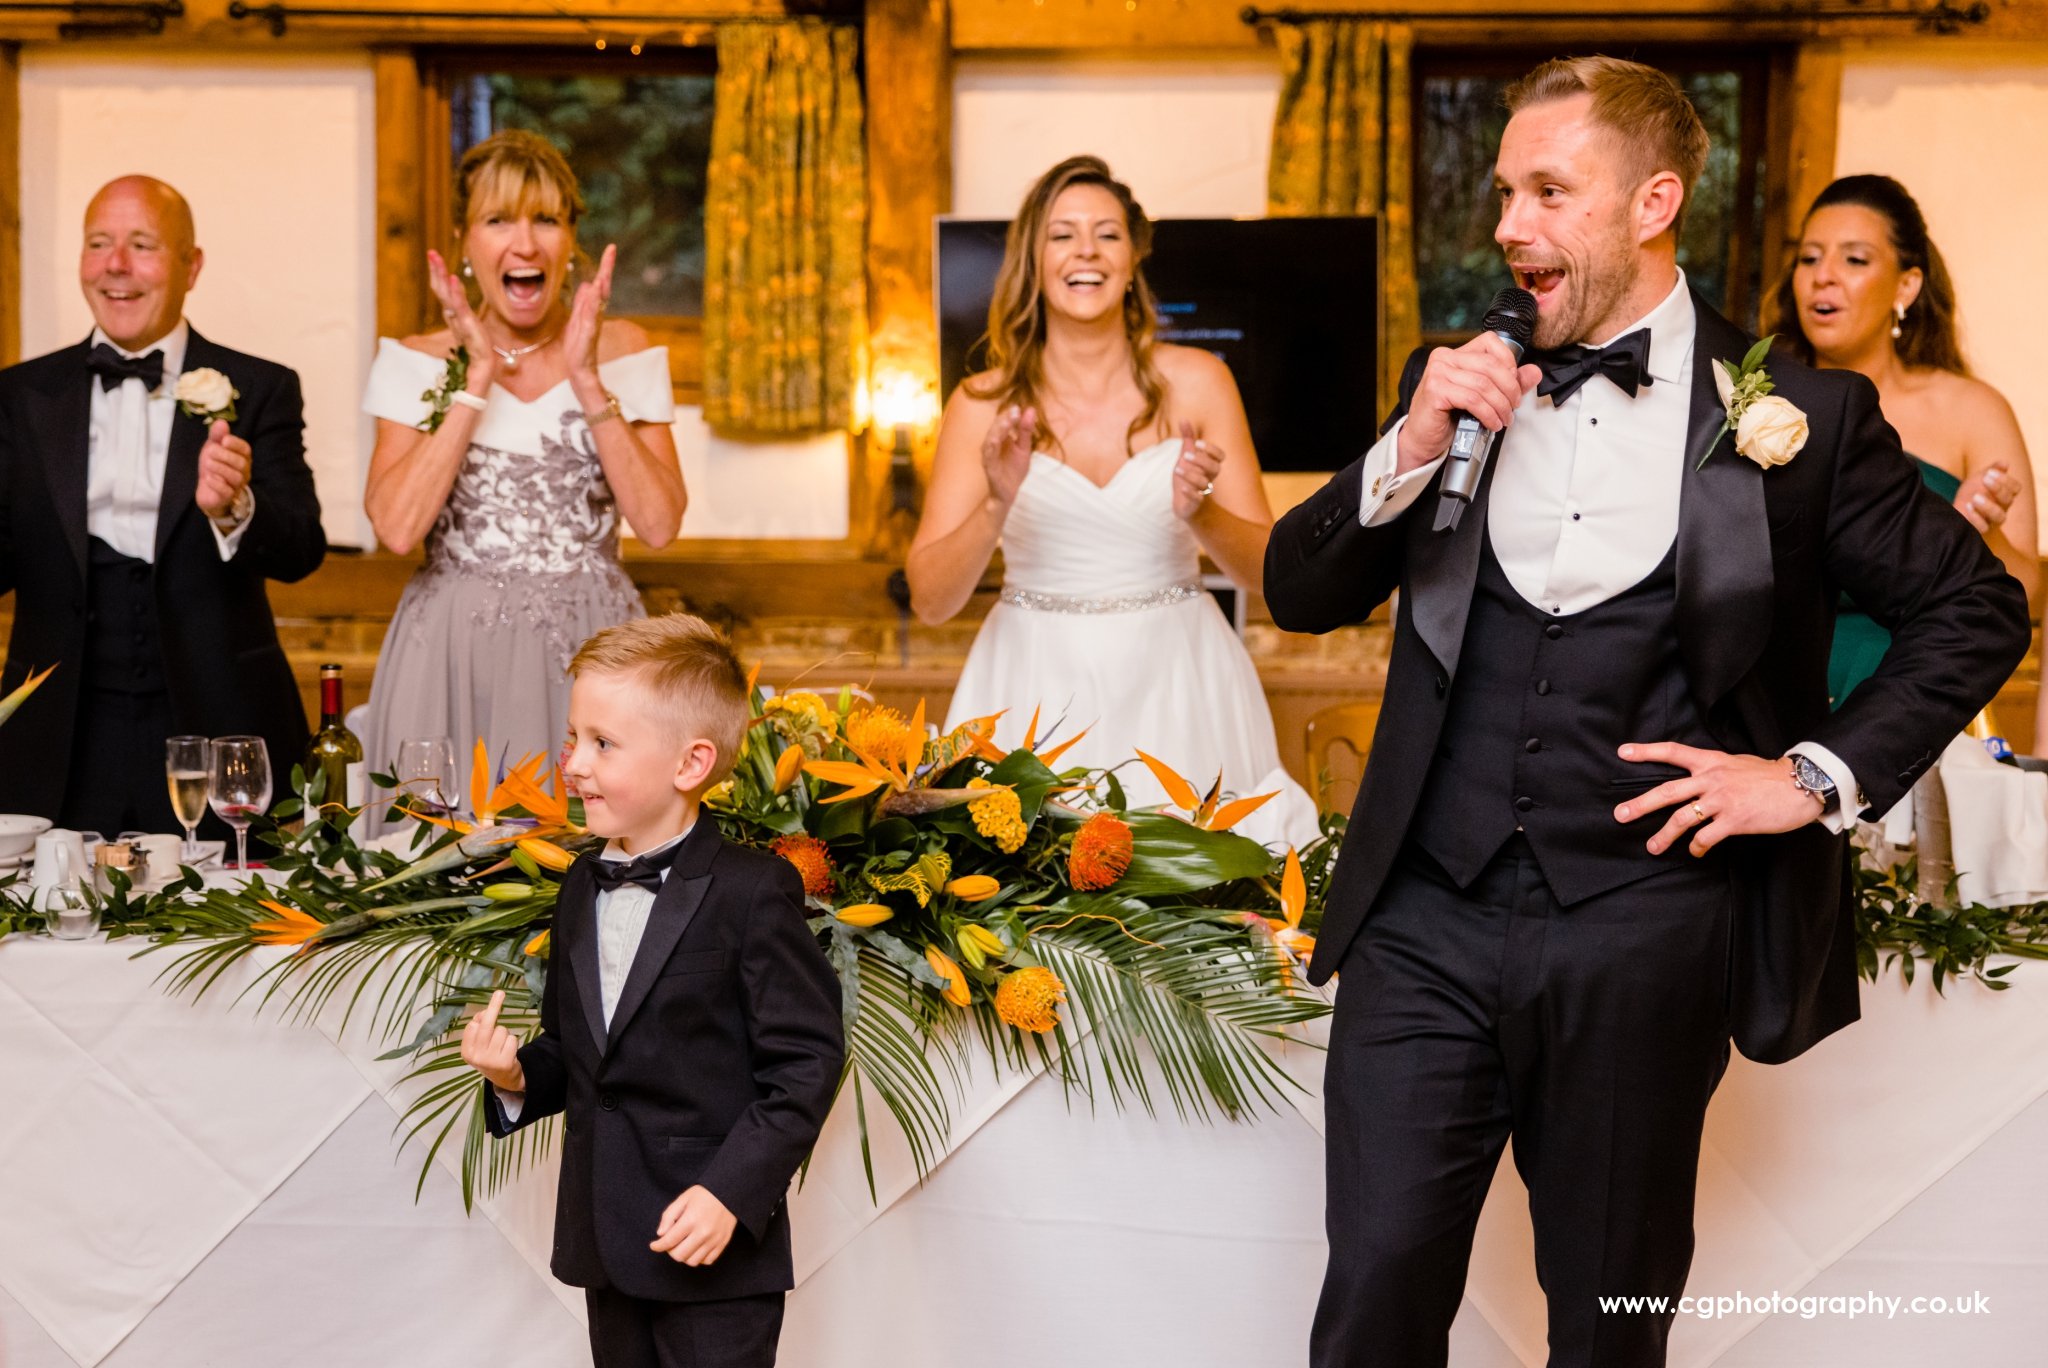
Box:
[195,419,253,521]
[1172,420,1223,523]
[565,243,617,386]
[425,249,494,372]
[1954,461,2018,535]
[651,1184,738,1266]
[459,989,526,1093]
[981,404,1037,509]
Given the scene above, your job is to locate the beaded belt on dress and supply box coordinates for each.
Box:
[998,579,1206,614]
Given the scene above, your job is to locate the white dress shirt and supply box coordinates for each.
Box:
[496,823,693,1122]
[86,321,251,562]
[1352,271,1865,828]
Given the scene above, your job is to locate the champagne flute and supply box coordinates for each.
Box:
[209,736,272,873]
[394,737,458,817]
[166,735,211,863]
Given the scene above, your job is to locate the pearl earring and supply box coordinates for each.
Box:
[462,259,474,279]
[1891,303,1905,340]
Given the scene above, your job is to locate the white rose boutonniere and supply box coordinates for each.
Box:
[174,367,239,425]
[1707,336,1805,471]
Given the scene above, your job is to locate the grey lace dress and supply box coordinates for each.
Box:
[357,340,674,813]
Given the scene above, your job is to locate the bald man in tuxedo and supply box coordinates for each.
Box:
[0,176,324,835]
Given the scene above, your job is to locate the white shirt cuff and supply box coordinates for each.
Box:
[209,487,255,559]
[1357,416,1446,528]
[1786,741,1867,835]
[495,1090,523,1124]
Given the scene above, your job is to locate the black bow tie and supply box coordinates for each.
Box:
[1531,329,1653,405]
[87,342,165,393]
[590,843,681,896]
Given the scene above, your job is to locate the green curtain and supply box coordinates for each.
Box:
[702,20,868,437]
[1267,19,1419,418]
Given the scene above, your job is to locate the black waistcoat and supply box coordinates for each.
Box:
[83,535,169,695]
[1409,532,1720,905]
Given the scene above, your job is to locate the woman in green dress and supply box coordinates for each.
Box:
[1772,175,2039,712]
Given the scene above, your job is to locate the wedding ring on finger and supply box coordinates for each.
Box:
[1690,801,1707,824]
[1198,481,1215,498]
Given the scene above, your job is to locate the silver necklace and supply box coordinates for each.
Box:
[491,335,555,373]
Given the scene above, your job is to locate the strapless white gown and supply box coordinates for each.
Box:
[943,438,1320,850]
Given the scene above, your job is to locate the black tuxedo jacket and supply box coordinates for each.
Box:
[487,820,845,1301]
[1265,295,2030,1063]
[0,329,325,815]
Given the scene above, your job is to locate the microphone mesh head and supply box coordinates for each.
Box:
[1483,287,1539,349]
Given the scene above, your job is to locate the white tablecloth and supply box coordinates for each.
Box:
[3,936,2044,1366]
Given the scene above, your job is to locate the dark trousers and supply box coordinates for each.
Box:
[585,1287,785,1368]
[59,685,187,838]
[1312,837,1734,1368]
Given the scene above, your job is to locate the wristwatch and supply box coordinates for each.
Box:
[1790,754,1839,814]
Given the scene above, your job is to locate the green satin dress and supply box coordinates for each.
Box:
[1827,457,1964,709]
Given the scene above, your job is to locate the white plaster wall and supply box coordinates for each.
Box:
[1837,42,2048,551]
[18,47,378,548]
[952,53,1283,219]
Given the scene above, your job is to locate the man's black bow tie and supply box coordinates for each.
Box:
[87,342,165,393]
[1531,329,1653,406]
[591,844,681,895]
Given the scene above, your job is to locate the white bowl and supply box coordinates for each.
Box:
[0,814,53,860]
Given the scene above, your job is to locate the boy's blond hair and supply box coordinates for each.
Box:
[569,613,751,786]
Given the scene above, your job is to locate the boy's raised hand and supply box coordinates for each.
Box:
[460,989,526,1093]
[651,1185,737,1266]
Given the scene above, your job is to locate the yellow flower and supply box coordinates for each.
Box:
[846,705,922,774]
[994,966,1066,1034]
[833,903,894,928]
[516,837,576,871]
[944,874,1001,902]
[773,745,805,793]
[955,923,1006,969]
[966,778,1027,854]
[523,929,551,958]
[925,945,973,1006]
[764,690,837,736]
[1068,812,1134,891]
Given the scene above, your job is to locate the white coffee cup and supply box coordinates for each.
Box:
[30,830,99,907]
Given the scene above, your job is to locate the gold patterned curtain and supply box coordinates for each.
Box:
[702,20,868,437]
[1267,20,1418,418]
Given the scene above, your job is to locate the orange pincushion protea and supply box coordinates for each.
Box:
[1068,812,1134,891]
[845,706,922,773]
[771,833,836,898]
[994,966,1066,1033]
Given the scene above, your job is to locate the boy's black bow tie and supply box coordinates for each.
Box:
[1530,328,1653,405]
[88,342,165,393]
[591,844,680,894]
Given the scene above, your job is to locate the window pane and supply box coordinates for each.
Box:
[451,70,715,317]
[1415,67,1754,337]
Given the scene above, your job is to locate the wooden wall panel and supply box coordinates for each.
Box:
[373,47,431,341]
[1764,39,1843,295]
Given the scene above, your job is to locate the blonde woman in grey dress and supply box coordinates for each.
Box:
[358,131,684,810]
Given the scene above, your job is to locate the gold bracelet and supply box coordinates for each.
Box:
[582,393,623,428]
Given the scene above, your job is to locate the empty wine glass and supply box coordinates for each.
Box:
[209,735,272,873]
[166,735,211,862]
[394,736,458,817]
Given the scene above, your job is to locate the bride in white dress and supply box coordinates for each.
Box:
[909,156,1318,849]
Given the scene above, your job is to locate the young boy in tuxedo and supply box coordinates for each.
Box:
[460,612,843,1368]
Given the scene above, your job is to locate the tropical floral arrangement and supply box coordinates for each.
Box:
[0,678,1337,1207]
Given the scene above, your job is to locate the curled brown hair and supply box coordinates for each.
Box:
[965,156,1167,457]
[1504,56,1710,234]
[1766,174,1969,375]
[568,613,751,787]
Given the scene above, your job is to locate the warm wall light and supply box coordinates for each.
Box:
[869,369,941,437]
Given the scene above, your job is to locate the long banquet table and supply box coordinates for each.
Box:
[3,933,2044,1367]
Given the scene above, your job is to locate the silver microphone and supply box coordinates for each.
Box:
[1433,287,1539,533]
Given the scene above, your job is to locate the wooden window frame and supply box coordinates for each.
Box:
[1409,42,1781,351]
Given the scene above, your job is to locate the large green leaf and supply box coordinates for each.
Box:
[1111,813,1277,897]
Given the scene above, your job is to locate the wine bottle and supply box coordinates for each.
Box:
[304,663,366,812]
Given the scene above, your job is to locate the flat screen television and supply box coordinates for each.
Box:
[936,216,1381,474]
